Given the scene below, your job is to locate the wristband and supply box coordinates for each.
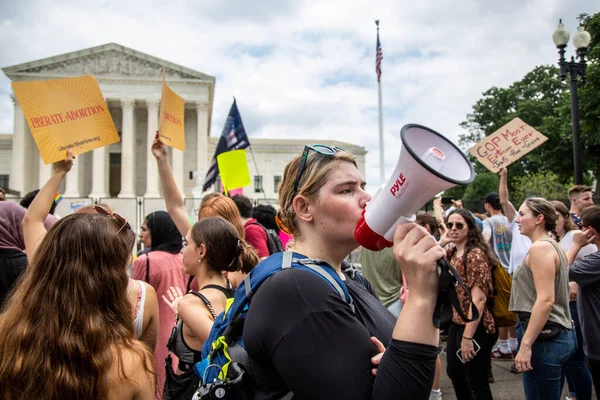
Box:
[462,336,473,341]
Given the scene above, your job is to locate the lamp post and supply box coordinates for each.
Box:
[553,19,592,185]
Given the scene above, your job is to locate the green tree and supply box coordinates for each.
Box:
[459,66,576,184]
[459,11,600,194]
[462,172,500,202]
[579,13,600,197]
[512,171,574,206]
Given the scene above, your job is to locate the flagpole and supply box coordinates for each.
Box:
[376,20,385,185]
[248,146,268,202]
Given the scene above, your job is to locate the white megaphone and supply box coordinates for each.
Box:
[355,124,475,251]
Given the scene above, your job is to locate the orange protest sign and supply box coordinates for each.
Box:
[158,68,185,151]
[11,75,120,164]
[468,118,548,173]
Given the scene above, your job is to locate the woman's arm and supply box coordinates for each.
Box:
[140,283,159,352]
[22,151,73,262]
[177,294,216,345]
[115,343,156,400]
[460,286,486,362]
[151,132,192,237]
[393,223,444,347]
[498,167,516,223]
[515,241,557,371]
[433,197,447,236]
[566,230,595,265]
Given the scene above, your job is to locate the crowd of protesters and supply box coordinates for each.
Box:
[0,138,598,400]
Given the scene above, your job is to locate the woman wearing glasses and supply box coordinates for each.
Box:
[442,209,497,399]
[1,157,155,399]
[238,144,443,399]
[510,198,576,399]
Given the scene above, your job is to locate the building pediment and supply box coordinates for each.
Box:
[2,43,215,83]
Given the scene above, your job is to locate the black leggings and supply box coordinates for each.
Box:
[588,358,600,398]
[447,323,499,400]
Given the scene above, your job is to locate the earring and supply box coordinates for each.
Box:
[198,257,203,263]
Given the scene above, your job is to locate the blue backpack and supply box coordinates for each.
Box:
[192,251,363,400]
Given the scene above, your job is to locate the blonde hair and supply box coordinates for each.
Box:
[277,148,357,238]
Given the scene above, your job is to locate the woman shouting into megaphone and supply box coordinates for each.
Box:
[241,144,443,399]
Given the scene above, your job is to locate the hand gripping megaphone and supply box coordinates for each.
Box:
[355,124,475,251]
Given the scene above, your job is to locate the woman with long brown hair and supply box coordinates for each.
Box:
[443,208,498,399]
[161,217,257,398]
[0,210,155,399]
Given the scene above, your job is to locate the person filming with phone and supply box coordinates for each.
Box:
[443,209,498,399]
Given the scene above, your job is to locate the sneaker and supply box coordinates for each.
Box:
[510,363,522,374]
[429,389,442,399]
[491,348,514,361]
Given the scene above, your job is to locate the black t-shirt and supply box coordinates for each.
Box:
[243,266,438,400]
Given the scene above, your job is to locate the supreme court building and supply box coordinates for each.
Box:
[0,43,366,225]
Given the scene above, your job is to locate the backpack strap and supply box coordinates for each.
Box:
[145,254,150,283]
[343,261,368,290]
[240,251,354,313]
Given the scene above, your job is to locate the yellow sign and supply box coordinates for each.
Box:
[159,68,185,151]
[217,150,251,193]
[11,75,120,164]
[468,118,548,173]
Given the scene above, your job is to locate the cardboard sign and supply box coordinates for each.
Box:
[217,149,251,193]
[158,68,185,151]
[11,75,120,164]
[468,118,548,172]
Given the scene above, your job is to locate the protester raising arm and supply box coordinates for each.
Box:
[22,150,73,262]
[433,197,447,236]
[499,167,516,223]
[151,132,192,237]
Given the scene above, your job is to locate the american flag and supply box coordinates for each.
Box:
[376,29,383,82]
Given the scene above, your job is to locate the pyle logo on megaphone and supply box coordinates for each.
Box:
[389,172,407,198]
[354,124,474,251]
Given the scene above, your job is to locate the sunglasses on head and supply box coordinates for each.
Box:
[447,222,465,230]
[291,144,347,199]
[93,205,132,234]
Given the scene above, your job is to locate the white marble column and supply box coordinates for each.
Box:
[38,156,53,189]
[172,145,185,197]
[145,99,160,197]
[10,95,26,195]
[119,99,136,198]
[63,151,81,197]
[88,146,109,199]
[196,102,209,187]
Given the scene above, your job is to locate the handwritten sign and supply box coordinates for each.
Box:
[468,118,548,172]
[158,68,185,151]
[12,75,120,164]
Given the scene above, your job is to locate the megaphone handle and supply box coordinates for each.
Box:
[433,259,480,329]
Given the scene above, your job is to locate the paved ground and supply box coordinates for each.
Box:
[438,349,598,399]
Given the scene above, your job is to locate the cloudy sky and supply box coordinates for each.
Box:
[0,0,597,193]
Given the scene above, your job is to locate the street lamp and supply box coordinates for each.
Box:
[553,19,592,184]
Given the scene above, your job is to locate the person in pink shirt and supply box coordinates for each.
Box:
[132,211,186,397]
